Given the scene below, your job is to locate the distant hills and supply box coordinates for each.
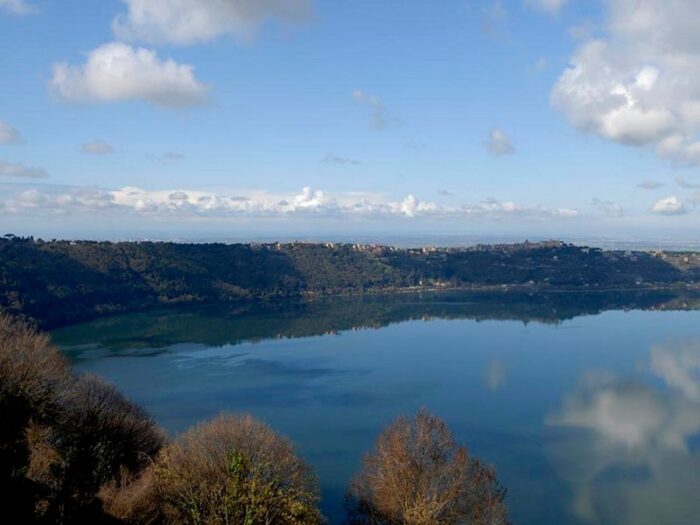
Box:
[2,235,699,329]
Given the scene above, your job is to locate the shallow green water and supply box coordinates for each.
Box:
[52,292,700,524]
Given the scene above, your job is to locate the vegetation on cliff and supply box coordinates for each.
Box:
[2,235,699,329]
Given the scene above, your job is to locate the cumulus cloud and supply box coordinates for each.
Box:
[321,153,360,166]
[352,90,400,130]
[525,0,569,14]
[0,160,47,179]
[637,180,664,190]
[0,184,579,222]
[651,196,686,215]
[552,0,700,166]
[81,141,115,155]
[0,0,37,14]
[485,128,515,156]
[0,121,22,144]
[50,42,208,108]
[592,197,624,217]
[112,0,313,45]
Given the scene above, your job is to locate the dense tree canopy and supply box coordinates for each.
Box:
[2,237,698,329]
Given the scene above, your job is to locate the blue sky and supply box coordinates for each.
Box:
[1,0,700,241]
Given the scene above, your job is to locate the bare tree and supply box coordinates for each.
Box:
[0,315,72,521]
[153,413,323,525]
[0,315,164,522]
[347,409,508,525]
[30,375,165,520]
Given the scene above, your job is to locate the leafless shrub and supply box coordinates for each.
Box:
[100,468,162,525]
[347,409,508,525]
[0,314,164,522]
[33,374,165,520]
[0,314,73,521]
[154,413,323,525]
[0,314,72,419]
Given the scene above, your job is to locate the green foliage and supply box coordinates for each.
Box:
[150,413,324,525]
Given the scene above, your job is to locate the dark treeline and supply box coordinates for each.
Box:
[2,235,699,329]
[1,315,508,524]
[52,289,700,353]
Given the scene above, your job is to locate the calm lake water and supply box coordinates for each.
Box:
[52,292,700,524]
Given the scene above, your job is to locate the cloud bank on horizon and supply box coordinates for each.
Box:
[0,184,580,222]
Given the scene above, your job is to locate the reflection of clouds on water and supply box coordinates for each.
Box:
[651,342,700,402]
[547,341,700,524]
[484,360,506,391]
[550,372,699,451]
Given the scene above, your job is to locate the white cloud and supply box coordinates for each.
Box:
[0,121,22,144]
[112,0,313,45]
[525,0,569,14]
[50,42,208,108]
[0,184,580,221]
[552,0,700,166]
[637,180,664,190]
[485,128,515,156]
[0,160,47,179]
[0,0,37,15]
[81,141,115,155]
[651,195,686,215]
[352,90,400,130]
[4,187,114,214]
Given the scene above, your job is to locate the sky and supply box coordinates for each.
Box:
[1,0,700,243]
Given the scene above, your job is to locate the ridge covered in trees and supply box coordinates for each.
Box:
[2,235,699,329]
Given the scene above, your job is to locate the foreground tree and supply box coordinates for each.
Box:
[347,409,508,525]
[31,375,164,521]
[0,315,72,521]
[106,413,324,525]
[0,314,164,523]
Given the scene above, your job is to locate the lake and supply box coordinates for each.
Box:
[51,291,700,524]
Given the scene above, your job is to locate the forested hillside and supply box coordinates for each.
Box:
[1,236,699,328]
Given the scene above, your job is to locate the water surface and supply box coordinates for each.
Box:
[52,292,700,524]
